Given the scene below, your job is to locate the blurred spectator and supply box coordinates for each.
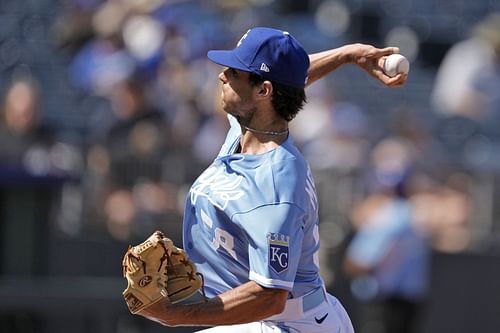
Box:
[430,13,500,171]
[68,1,137,93]
[292,79,371,173]
[85,77,181,241]
[411,171,473,253]
[0,79,54,175]
[431,12,500,121]
[343,137,431,333]
[152,56,229,168]
[53,0,99,55]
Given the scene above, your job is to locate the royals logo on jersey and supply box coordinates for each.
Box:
[268,233,290,274]
[190,164,245,211]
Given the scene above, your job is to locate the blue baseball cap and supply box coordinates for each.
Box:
[207,27,310,88]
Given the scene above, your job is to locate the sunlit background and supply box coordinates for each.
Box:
[0,0,500,332]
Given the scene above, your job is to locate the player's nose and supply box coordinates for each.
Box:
[218,70,228,83]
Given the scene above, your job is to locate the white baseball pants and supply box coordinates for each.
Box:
[195,294,354,333]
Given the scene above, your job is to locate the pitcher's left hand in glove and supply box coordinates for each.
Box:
[122,230,204,314]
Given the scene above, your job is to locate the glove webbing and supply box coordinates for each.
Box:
[125,244,169,275]
[166,255,208,302]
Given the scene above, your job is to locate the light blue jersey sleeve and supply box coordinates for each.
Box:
[232,203,305,291]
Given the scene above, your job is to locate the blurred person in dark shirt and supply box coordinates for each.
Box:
[103,77,167,186]
[0,78,54,175]
[86,76,182,241]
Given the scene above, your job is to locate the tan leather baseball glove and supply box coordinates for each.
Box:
[122,230,204,314]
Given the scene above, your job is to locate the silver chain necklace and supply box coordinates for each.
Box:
[241,125,289,136]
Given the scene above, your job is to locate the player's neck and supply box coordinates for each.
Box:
[241,124,289,136]
[238,120,289,154]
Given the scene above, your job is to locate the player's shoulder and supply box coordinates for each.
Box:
[264,139,310,195]
[271,138,309,177]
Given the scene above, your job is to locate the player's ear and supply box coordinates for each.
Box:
[256,81,273,99]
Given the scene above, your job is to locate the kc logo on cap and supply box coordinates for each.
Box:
[207,27,310,88]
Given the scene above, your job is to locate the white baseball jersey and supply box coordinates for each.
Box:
[183,115,323,299]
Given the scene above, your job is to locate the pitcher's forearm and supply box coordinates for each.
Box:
[138,281,288,327]
[307,45,355,86]
[307,43,405,87]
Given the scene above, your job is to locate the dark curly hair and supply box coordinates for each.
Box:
[248,72,307,122]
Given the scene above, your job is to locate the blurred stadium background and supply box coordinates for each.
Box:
[0,0,500,332]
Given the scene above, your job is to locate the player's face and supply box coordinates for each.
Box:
[218,68,258,120]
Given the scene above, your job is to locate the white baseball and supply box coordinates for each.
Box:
[383,54,410,77]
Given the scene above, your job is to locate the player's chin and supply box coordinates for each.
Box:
[221,101,236,116]
[220,87,231,101]
[221,101,229,113]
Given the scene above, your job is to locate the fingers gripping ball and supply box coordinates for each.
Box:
[383,54,410,77]
[122,231,204,314]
